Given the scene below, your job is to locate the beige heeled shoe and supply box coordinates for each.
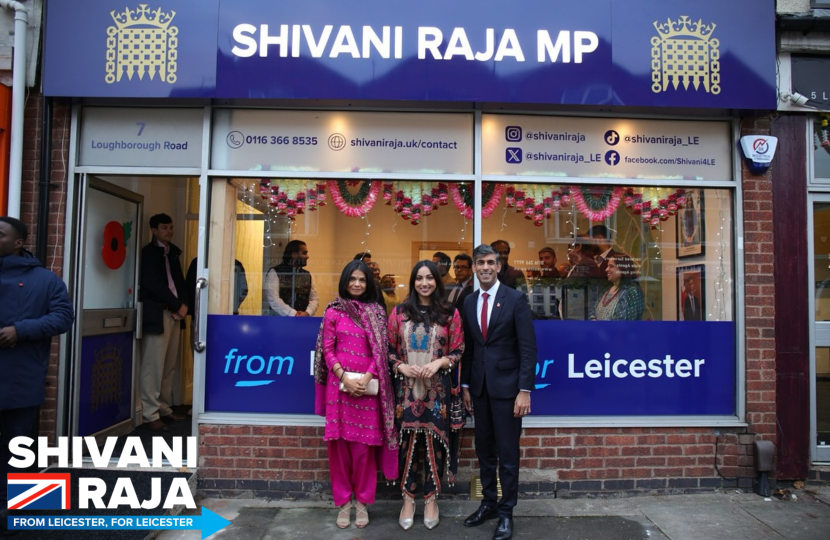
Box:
[336,501,352,529]
[423,495,439,530]
[355,501,370,528]
[399,494,415,530]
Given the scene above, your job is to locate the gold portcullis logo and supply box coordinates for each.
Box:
[651,16,720,95]
[106,4,178,84]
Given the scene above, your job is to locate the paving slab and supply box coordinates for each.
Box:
[738,497,830,540]
[254,506,663,540]
[636,494,786,540]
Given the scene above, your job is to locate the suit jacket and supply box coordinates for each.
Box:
[461,283,537,399]
[140,240,186,334]
[683,294,702,321]
[449,280,474,315]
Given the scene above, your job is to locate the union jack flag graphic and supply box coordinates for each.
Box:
[7,473,71,510]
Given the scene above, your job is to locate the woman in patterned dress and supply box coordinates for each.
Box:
[313,260,398,529]
[591,254,645,321]
[387,260,464,530]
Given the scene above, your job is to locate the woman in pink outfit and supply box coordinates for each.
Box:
[313,260,398,529]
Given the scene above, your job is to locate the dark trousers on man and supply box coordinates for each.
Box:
[472,385,523,518]
[0,406,38,504]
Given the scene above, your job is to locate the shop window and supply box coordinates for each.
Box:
[480,182,734,322]
[815,116,830,181]
[231,179,474,317]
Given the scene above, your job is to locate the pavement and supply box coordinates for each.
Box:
[155,484,830,540]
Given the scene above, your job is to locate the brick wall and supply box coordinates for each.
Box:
[198,425,760,499]
[740,117,777,457]
[18,94,72,444]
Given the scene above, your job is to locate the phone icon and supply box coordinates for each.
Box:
[227,131,244,149]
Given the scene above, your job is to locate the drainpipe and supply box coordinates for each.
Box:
[0,0,28,218]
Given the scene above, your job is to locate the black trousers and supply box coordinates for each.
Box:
[0,406,38,503]
[472,385,522,518]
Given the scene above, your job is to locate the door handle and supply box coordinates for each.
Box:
[193,277,208,352]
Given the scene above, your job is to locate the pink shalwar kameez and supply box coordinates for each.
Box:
[322,308,384,506]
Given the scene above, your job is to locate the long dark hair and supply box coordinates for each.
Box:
[400,260,453,326]
[337,260,378,303]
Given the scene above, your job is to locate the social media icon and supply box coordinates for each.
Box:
[604,130,619,146]
[604,150,620,166]
[505,126,522,142]
[506,147,523,164]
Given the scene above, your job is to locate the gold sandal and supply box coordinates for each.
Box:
[336,502,352,529]
[355,502,370,528]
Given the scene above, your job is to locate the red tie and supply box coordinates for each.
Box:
[481,292,489,340]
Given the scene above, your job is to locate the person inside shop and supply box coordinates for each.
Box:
[590,254,644,321]
[353,252,386,311]
[525,247,560,319]
[559,236,605,320]
[448,253,474,314]
[187,258,248,315]
[589,224,620,275]
[0,217,74,530]
[461,244,536,540]
[432,251,455,287]
[490,239,526,290]
[264,240,318,317]
[139,213,189,432]
[379,274,401,316]
[533,247,560,279]
[313,260,397,530]
[387,260,465,530]
[682,274,702,321]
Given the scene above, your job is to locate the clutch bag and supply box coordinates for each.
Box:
[339,372,378,396]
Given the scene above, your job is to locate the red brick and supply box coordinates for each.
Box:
[573,458,604,469]
[605,436,636,446]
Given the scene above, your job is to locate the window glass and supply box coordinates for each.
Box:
[232,179,474,317]
[481,183,734,322]
[815,118,830,180]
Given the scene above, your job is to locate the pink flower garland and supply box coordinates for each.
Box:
[259,179,327,218]
[450,183,504,220]
[329,180,382,217]
[571,186,623,222]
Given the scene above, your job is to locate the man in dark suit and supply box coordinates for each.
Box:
[448,253,474,314]
[589,224,620,275]
[683,275,702,321]
[461,244,537,540]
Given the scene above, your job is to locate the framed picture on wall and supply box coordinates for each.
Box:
[677,264,705,321]
[677,188,704,258]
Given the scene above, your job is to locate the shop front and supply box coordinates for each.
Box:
[42,0,779,495]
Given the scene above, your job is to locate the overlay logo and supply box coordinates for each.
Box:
[106,4,179,84]
[650,16,720,95]
[7,473,71,510]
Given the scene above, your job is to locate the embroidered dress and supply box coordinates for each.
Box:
[593,281,645,321]
[387,306,464,498]
[313,297,398,506]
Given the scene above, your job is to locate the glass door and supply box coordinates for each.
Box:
[69,175,143,438]
[810,197,830,462]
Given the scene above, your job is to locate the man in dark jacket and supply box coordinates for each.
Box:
[0,216,74,525]
[139,214,188,432]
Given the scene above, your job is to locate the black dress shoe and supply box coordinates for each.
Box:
[144,419,169,432]
[160,412,187,423]
[463,505,498,527]
[493,517,513,540]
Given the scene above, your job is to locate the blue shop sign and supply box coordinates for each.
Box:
[44,0,775,109]
[204,316,735,416]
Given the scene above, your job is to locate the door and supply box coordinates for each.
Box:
[809,196,830,462]
[69,175,143,438]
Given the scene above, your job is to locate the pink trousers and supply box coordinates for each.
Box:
[327,439,378,507]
